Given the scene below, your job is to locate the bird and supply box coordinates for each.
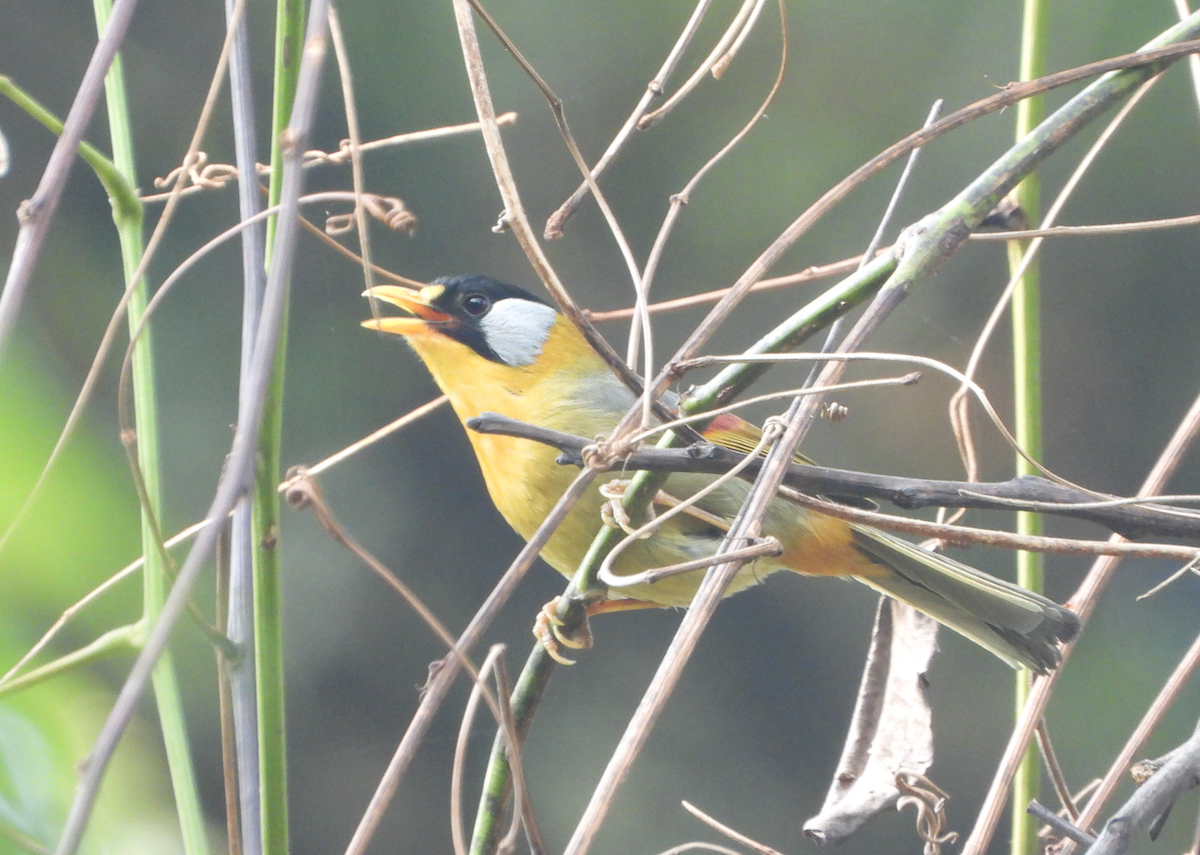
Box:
[363,274,1080,673]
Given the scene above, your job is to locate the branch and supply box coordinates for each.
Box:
[466,413,1200,541]
[1086,723,1200,855]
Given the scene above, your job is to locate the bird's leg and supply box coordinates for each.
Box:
[533,595,661,665]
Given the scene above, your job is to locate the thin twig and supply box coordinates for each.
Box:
[792,101,943,441]
[961,379,1200,855]
[969,211,1200,239]
[678,348,1068,494]
[51,7,333,853]
[450,0,689,440]
[138,115,520,202]
[465,0,653,412]
[545,0,717,238]
[947,76,1158,490]
[1137,554,1200,600]
[286,475,544,855]
[298,210,422,286]
[0,0,141,364]
[586,253,869,322]
[806,99,941,381]
[626,0,787,422]
[681,801,787,855]
[1027,801,1095,847]
[1173,0,1200,120]
[583,203,1200,324]
[328,7,375,301]
[711,0,769,78]
[341,466,603,855]
[469,412,1200,542]
[1037,719,1080,821]
[278,396,449,489]
[638,0,769,130]
[304,112,518,164]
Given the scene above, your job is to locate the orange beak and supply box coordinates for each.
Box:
[361,284,452,335]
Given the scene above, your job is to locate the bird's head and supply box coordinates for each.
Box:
[363,274,620,429]
[362,274,561,368]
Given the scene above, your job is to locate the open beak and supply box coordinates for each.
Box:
[361,284,452,335]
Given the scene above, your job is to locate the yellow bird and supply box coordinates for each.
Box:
[363,275,1079,672]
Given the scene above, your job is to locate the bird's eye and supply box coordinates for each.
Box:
[462,293,491,316]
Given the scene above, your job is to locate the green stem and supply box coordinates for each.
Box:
[0,77,138,219]
[90,2,209,853]
[0,623,144,698]
[1010,3,1048,854]
[468,644,555,855]
[253,3,307,854]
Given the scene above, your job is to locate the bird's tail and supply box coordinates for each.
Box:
[848,525,1080,673]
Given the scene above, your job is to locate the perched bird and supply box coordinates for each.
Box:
[363,274,1080,672]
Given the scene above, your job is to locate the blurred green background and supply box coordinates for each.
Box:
[2,1,1200,853]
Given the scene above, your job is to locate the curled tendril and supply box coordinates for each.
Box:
[153,151,239,191]
[896,771,959,855]
[325,194,417,235]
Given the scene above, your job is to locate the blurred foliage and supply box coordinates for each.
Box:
[2,1,1200,854]
[0,343,184,854]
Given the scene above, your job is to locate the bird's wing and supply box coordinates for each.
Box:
[701,412,814,463]
[701,411,877,509]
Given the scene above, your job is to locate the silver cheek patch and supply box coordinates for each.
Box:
[479,300,559,366]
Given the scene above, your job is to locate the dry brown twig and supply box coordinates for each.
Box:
[544,0,720,239]
[961,385,1200,855]
[681,800,787,855]
[284,473,544,855]
[3,390,450,690]
[1037,719,1080,822]
[0,0,253,560]
[140,113,518,203]
[637,0,766,131]
[623,0,789,421]
[945,76,1157,499]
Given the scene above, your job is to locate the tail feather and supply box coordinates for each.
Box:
[848,526,1080,673]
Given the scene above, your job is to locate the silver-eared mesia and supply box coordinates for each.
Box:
[364,274,1079,672]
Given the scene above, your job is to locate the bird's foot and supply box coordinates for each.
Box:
[533,597,594,665]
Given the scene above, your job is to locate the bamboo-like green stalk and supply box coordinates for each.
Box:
[251,2,308,854]
[1009,4,1048,854]
[90,1,209,853]
[468,644,555,855]
[223,0,269,850]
